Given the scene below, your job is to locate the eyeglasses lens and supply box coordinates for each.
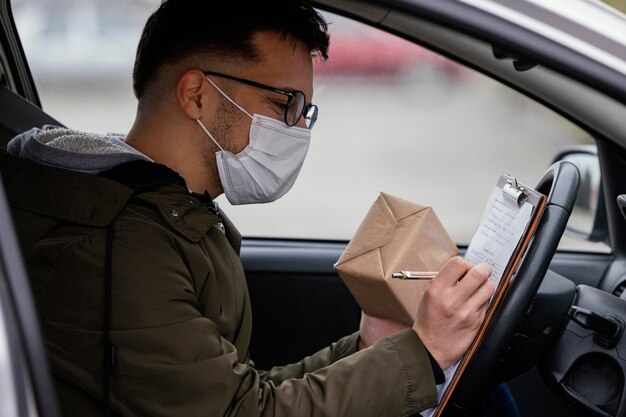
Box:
[304,105,318,129]
[286,91,306,126]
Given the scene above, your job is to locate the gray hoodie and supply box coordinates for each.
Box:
[7,125,151,174]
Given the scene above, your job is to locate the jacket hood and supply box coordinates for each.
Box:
[7,125,151,174]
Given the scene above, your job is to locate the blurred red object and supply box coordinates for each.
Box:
[315,30,462,77]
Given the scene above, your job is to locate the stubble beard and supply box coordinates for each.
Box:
[203,92,240,194]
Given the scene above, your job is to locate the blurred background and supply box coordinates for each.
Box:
[11,0,623,251]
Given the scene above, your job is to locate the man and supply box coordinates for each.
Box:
[0,1,496,416]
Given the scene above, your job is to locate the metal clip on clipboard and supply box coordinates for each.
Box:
[502,177,528,206]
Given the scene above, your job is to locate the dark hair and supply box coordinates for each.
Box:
[132,0,329,99]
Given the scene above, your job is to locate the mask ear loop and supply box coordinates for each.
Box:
[205,76,253,119]
[196,119,224,151]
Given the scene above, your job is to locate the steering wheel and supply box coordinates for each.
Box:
[443,161,581,415]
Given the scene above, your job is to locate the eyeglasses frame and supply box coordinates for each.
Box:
[202,70,317,128]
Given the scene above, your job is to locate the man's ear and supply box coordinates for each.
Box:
[176,69,215,120]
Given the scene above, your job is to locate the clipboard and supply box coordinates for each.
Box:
[429,173,547,417]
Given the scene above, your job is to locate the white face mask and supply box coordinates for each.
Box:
[197,77,311,205]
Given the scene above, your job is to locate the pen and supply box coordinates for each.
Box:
[391,271,438,280]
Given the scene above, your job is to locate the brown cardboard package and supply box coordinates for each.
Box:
[334,192,457,325]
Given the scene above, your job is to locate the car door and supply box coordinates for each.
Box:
[0,172,62,417]
[0,1,62,416]
[3,1,626,417]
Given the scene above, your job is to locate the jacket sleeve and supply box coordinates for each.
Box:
[48,227,439,417]
[256,332,360,385]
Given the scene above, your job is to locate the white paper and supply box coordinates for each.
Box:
[421,185,534,416]
[465,186,533,288]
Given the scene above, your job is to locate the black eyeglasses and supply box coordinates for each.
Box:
[203,70,318,129]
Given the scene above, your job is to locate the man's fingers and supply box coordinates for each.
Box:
[468,278,496,311]
[416,259,496,370]
[456,263,492,299]
[433,257,470,288]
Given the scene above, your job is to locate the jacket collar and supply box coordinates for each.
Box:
[98,159,184,189]
[101,161,238,244]
[1,151,240,245]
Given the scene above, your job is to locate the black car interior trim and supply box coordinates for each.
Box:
[0,0,39,104]
[543,285,626,416]
[0,85,63,149]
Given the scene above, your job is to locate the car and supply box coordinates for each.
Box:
[1,0,625,416]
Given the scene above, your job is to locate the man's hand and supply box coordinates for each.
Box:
[413,257,495,370]
[358,312,411,350]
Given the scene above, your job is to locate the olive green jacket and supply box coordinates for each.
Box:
[0,152,438,417]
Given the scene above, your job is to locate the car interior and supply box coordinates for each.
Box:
[1,0,626,417]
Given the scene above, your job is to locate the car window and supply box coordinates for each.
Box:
[11,1,610,253]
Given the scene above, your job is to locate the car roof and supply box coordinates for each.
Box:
[458,0,626,76]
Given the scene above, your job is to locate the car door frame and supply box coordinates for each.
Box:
[0,174,61,417]
[0,1,60,415]
[0,0,39,103]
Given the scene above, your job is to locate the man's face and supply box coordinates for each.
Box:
[207,31,314,154]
